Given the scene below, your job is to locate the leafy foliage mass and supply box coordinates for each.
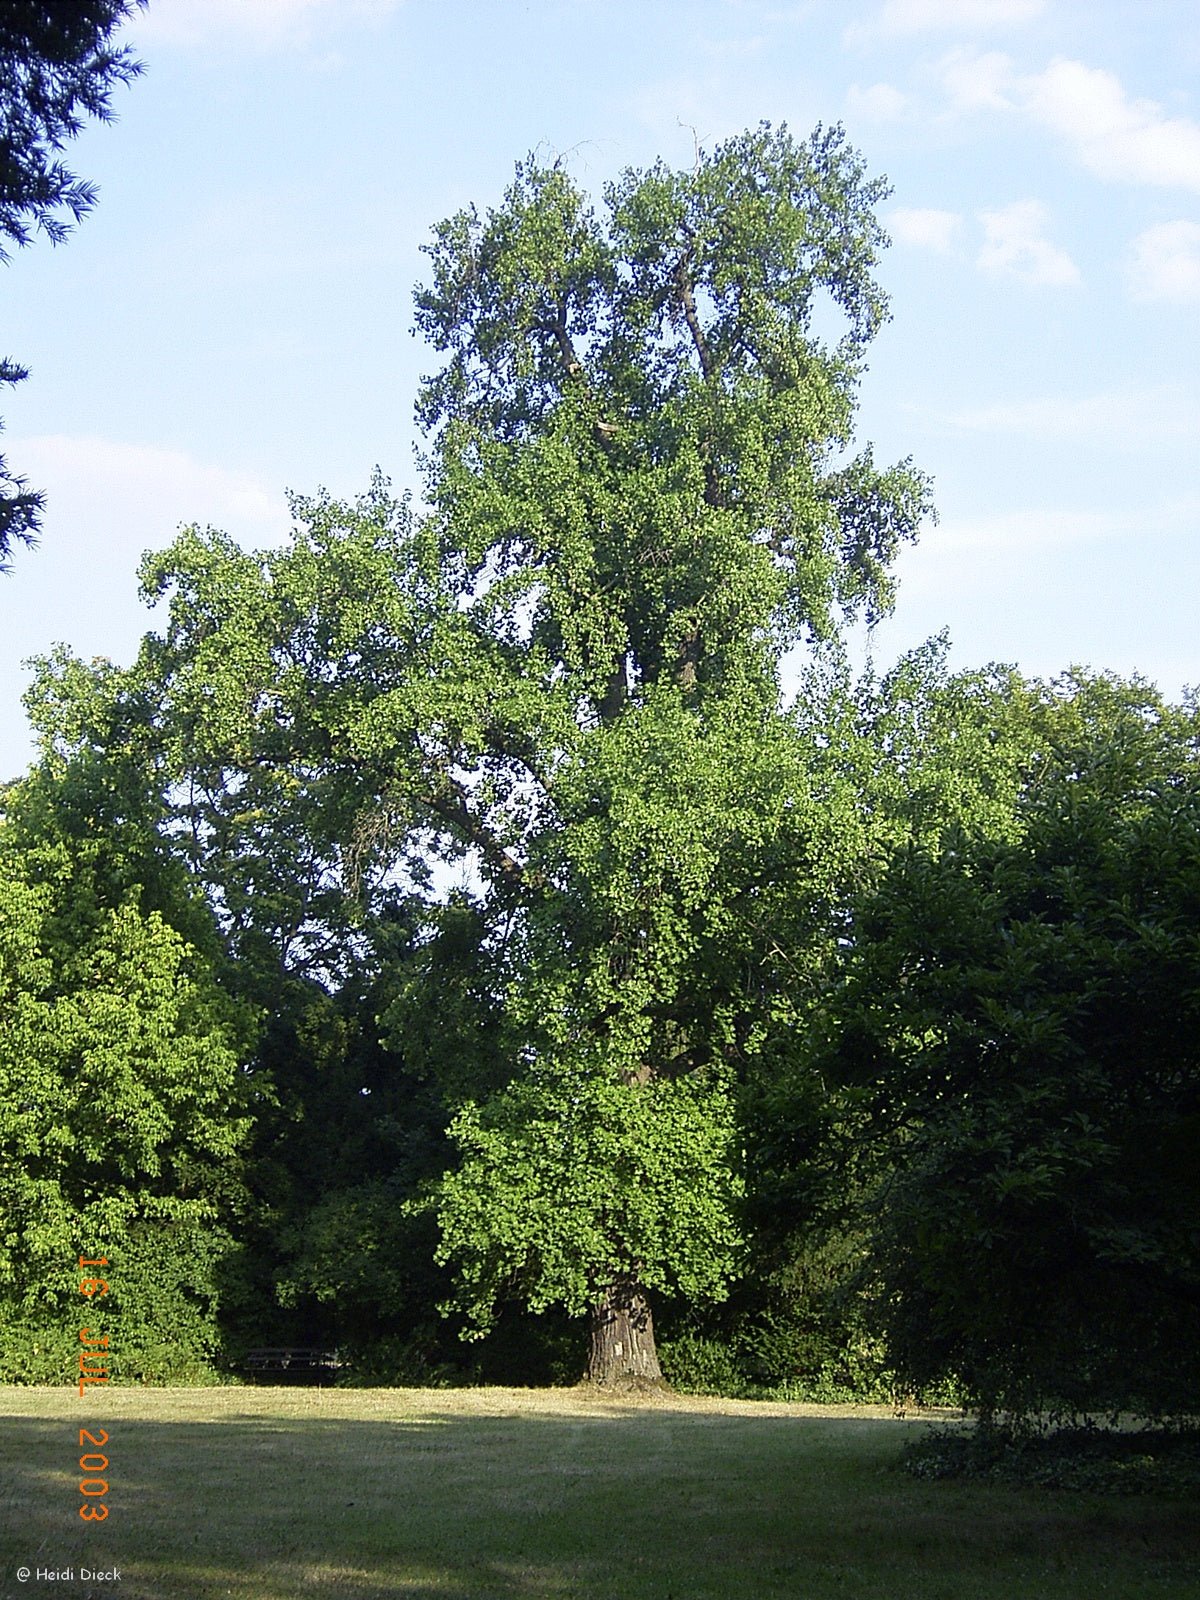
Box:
[818,675,1200,1419]
[0,753,252,1380]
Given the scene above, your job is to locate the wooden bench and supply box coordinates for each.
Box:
[243,1347,342,1385]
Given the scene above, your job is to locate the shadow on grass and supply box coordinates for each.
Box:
[1,1403,1198,1600]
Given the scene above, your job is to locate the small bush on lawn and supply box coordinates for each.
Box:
[658,1333,754,1397]
[335,1334,458,1388]
[658,1330,964,1406]
[901,1425,1200,1495]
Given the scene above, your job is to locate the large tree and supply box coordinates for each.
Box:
[111,124,931,1382]
[0,0,147,566]
[407,126,924,1380]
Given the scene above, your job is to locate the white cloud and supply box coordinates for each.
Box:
[131,0,400,49]
[11,435,292,556]
[945,384,1200,442]
[698,34,768,61]
[976,200,1080,285]
[847,0,1043,42]
[901,53,1200,199]
[846,81,909,121]
[889,207,962,251]
[1023,60,1200,191]
[939,48,1015,112]
[1127,221,1200,302]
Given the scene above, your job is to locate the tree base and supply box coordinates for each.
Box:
[586,1280,664,1385]
[575,1374,673,1398]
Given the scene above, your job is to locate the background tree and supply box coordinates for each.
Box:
[23,610,463,1373]
[129,124,932,1383]
[822,670,1200,1421]
[0,725,253,1381]
[0,0,147,566]
[690,642,1036,1399]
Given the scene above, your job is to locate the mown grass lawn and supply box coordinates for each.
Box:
[1,1386,1196,1599]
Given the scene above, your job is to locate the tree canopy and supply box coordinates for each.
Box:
[118,123,932,1381]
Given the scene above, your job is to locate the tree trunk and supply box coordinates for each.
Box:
[586,1278,664,1386]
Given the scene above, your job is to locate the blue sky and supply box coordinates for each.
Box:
[2,0,1198,777]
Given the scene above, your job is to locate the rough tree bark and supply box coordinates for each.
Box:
[586,1277,664,1385]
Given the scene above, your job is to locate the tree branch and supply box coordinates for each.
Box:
[676,626,702,691]
[534,307,623,449]
[481,723,554,795]
[598,655,628,724]
[536,306,583,375]
[420,771,541,893]
[672,248,714,380]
